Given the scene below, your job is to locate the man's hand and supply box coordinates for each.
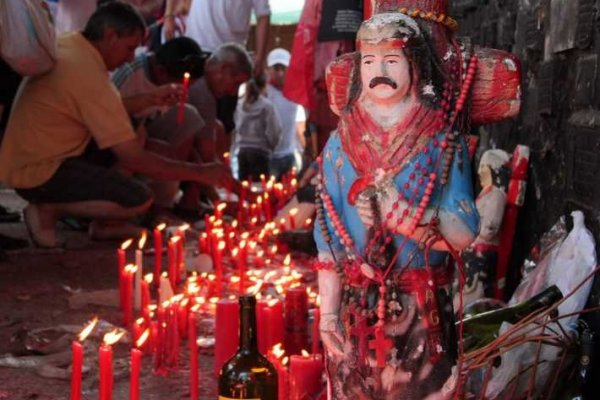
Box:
[319,312,345,357]
[149,84,182,108]
[195,162,237,190]
[163,16,177,40]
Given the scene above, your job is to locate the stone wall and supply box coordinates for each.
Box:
[452,0,600,294]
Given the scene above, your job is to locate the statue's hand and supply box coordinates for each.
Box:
[319,313,345,357]
[356,185,403,230]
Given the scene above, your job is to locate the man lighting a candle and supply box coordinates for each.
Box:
[112,37,212,222]
[0,2,236,248]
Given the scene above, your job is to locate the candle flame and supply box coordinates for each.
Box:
[125,263,137,274]
[217,203,227,212]
[78,317,98,342]
[305,218,312,226]
[184,72,190,80]
[267,299,279,307]
[257,196,262,205]
[291,178,298,187]
[218,241,226,251]
[279,218,286,225]
[250,217,258,225]
[231,248,239,257]
[241,232,250,240]
[231,220,238,229]
[230,276,240,283]
[120,239,133,250]
[260,174,266,181]
[135,317,145,326]
[242,181,249,188]
[289,208,298,216]
[138,231,147,249]
[180,298,189,307]
[179,223,190,232]
[209,297,219,304]
[283,254,291,266]
[136,329,150,348]
[170,236,180,244]
[144,273,153,284]
[247,280,264,295]
[223,152,230,159]
[191,304,200,312]
[301,349,310,357]
[103,329,124,346]
[270,244,277,254]
[282,356,289,366]
[264,271,276,281]
[156,222,167,231]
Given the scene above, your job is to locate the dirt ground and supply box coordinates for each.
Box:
[0,189,218,399]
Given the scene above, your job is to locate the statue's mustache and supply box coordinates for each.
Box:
[369,76,398,89]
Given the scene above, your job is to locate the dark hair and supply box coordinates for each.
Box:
[243,73,267,109]
[82,2,146,41]
[156,37,207,79]
[349,20,445,110]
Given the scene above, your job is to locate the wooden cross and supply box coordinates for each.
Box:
[369,326,393,368]
[348,305,374,366]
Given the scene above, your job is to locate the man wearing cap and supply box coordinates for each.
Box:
[266,48,303,179]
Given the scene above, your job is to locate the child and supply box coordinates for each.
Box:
[235,74,282,181]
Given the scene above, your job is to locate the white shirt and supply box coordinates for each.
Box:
[55,0,96,34]
[267,84,301,157]
[184,0,271,52]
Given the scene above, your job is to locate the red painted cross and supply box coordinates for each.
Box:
[369,326,393,368]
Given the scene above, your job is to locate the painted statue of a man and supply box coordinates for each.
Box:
[314,12,479,399]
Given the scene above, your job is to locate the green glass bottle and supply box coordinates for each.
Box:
[459,285,563,353]
[218,295,278,399]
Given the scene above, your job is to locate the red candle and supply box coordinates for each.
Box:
[178,297,190,339]
[257,300,284,356]
[168,237,179,290]
[238,241,247,293]
[289,352,323,399]
[123,264,137,327]
[130,329,148,400]
[288,207,298,230]
[267,345,289,400]
[177,72,191,125]
[99,330,124,400]
[70,318,97,400]
[214,298,239,374]
[167,301,180,369]
[153,223,166,287]
[214,241,225,297]
[284,288,308,355]
[118,239,133,311]
[189,306,200,400]
[311,308,321,354]
[198,232,208,254]
[142,274,152,322]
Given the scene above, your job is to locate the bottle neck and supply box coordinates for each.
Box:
[239,303,258,351]
[513,285,562,318]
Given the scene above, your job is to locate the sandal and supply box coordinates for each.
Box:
[23,204,61,248]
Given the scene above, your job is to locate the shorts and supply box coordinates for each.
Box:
[16,157,153,208]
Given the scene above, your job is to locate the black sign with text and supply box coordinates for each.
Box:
[317,0,363,42]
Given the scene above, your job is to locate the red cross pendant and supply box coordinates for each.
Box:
[368,326,392,368]
[349,307,373,366]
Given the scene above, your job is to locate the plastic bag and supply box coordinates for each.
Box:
[0,0,57,76]
[486,211,597,399]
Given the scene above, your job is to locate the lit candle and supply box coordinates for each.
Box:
[153,223,166,287]
[198,232,208,254]
[267,344,288,400]
[70,318,97,400]
[177,72,191,125]
[168,237,179,290]
[288,351,323,399]
[118,239,133,311]
[288,207,298,230]
[214,240,225,297]
[189,305,200,400]
[215,202,227,221]
[99,330,124,400]
[177,223,190,281]
[123,264,137,327]
[130,329,149,400]
[159,272,175,303]
[135,232,147,311]
[238,241,247,293]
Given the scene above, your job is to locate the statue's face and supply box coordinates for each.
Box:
[359,40,411,103]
